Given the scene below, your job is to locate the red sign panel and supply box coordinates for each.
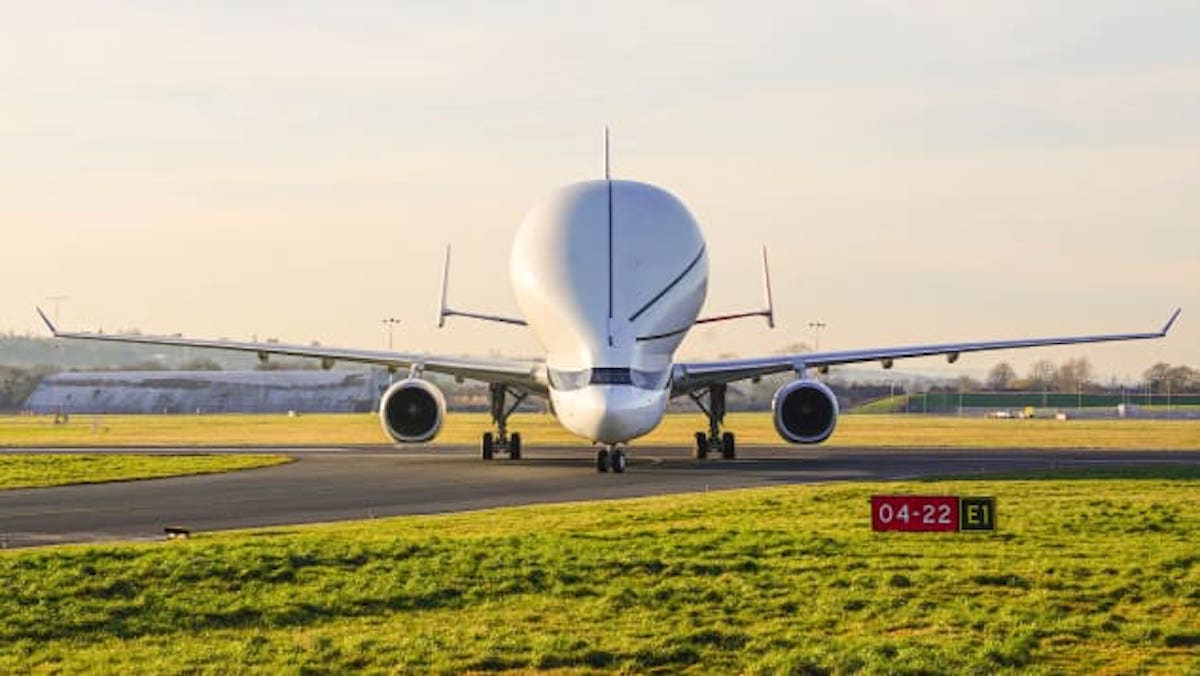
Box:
[871,495,959,532]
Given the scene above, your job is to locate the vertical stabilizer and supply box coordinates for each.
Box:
[605,126,614,344]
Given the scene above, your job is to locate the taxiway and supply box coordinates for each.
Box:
[2,445,1197,548]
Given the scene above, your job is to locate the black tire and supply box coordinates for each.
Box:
[611,449,627,473]
[596,448,610,473]
[509,432,522,460]
[482,432,494,460]
[721,431,736,460]
[693,432,708,460]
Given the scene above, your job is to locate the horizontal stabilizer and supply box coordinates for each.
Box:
[695,246,775,328]
[437,244,527,328]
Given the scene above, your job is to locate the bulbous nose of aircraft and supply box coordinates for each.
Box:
[553,386,666,444]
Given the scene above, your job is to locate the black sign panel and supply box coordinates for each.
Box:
[959,497,996,531]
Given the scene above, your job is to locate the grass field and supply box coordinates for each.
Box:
[0,467,1196,673]
[0,454,291,490]
[1,412,1197,450]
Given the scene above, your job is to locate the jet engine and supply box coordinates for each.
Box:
[772,379,839,444]
[379,378,446,443]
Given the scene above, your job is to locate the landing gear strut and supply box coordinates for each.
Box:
[596,445,627,473]
[481,383,526,460]
[689,383,735,460]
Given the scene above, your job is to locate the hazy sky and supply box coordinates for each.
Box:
[2,1,1197,383]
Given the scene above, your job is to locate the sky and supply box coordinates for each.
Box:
[2,0,1197,384]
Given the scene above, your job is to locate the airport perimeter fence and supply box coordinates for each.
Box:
[855,391,1200,419]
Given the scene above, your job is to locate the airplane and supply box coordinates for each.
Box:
[35,140,1181,473]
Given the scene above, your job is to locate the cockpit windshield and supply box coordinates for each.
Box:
[590,367,632,385]
[548,367,670,391]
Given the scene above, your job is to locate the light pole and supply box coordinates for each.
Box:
[381,318,401,350]
[807,321,827,353]
[44,296,69,325]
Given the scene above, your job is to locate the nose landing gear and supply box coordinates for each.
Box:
[689,383,736,460]
[481,383,527,460]
[596,445,627,473]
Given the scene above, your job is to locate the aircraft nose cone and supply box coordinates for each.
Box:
[554,386,666,444]
[594,387,662,443]
[594,402,639,443]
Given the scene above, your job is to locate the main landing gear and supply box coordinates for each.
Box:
[595,445,628,473]
[481,383,527,460]
[689,383,736,460]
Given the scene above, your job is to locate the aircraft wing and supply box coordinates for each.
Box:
[672,309,1181,394]
[36,308,547,394]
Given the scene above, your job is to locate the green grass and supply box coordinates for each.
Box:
[1,467,1197,673]
[0,454,292,490]
[2,412,1198,450]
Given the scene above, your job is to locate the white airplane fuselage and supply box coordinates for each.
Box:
[511,180,707,444]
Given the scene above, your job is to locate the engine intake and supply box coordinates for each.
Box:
[379,378,446,443]
[772,379,839,444]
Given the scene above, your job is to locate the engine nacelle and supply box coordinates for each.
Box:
[378,378,446,443]
[772,379,839,444]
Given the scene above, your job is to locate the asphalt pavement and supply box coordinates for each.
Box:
[1,445,1197,548]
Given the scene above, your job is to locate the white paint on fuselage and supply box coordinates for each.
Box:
[551,385,669,445]
[511,180,708,444]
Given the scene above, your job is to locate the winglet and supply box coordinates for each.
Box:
[436,245,452,328]
[35,306,59,336]
[1161,308,1181,335]
[761,245,775,329]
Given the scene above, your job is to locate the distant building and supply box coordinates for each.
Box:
[24,370,391,414]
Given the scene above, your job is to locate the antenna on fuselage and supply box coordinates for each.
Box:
[604,126,611,180]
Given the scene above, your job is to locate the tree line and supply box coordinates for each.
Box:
[982,359,1198,393]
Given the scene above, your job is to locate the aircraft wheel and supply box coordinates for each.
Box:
[693,432,708,460]
[721,432,736,460]
[611,448,627,473]
[509,432,522,460]
[482,432,494,460]
[596,448,610,473]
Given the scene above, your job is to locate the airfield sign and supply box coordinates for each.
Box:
[871,496,996,532]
